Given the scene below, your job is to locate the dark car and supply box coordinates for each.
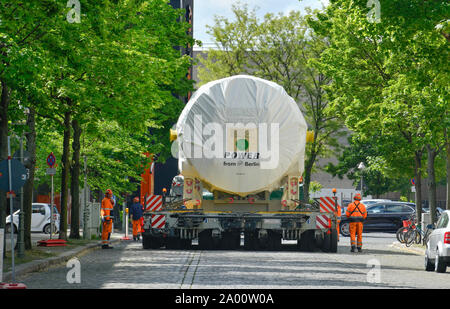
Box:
[340,202,415,236]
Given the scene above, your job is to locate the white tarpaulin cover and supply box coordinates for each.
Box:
[176,75,307,196]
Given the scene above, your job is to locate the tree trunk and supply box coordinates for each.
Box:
[69,119,81,239]
[426,145,438,224]
[0,80,9,256]
[59,110,71,240]
[303,151,316,203]
[23,107,36,250]
[414,151,423,225]
[446,129,450,210]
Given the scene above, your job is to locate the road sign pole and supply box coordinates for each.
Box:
[18,136,24,258]
[7,136,15,283]
[50,174,54,240]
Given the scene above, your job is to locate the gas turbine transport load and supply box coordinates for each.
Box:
[142,75,339,252]
[176,75,307,196]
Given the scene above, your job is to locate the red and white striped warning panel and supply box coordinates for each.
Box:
[316,196,340,213]
[315,214,331,230]
[151,215,166,229]
[145,195,163,212]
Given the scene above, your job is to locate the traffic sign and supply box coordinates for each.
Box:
[0,159,27,192]
[411,178,415,186]
[47,152,56,168]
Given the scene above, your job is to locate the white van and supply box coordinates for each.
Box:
[6,203,60,234]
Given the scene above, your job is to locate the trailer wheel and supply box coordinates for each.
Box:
[143,233,162,249]
[244,231,259,250]
[221,231,240,250]
[265,231,281,251]
[298,230,315,252]
[166,237,181,249]
[322,229,338,253]
[199,230,214,250]
[329,228,338,253]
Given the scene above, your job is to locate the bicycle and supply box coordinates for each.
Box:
[396,214,414,244]
[397,214,433,247]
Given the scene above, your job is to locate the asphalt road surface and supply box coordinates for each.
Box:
[18,232,450,289]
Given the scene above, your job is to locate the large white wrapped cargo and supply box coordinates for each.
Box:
[176,75,307,196]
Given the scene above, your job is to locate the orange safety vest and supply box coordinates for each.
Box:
[101,198,114,221]
[345,201,367,222]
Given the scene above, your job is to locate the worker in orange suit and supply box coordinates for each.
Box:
[101,189,115,249]
[345,193,367,252]
[130,197,144,241]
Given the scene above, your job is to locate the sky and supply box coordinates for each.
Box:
[193,0,329,46]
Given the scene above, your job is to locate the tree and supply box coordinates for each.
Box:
[326,134,411,198]
[308,0,449,223]
[197,4,345,201]
[2,0,196,244]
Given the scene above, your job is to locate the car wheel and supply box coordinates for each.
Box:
[340,222,350,237]
[424,252,434,271]
[43,224,57,234]
[435,252,447,273]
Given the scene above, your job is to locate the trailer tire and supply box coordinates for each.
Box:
[267,231,282,251]
[298,230,315,252]
[199,230,214,250]
[244,231,259,251]
[166,237,181,249]
[329,228,338,253]
[221,231,240,250]
[322,229,338,253]
[142,233,162,249]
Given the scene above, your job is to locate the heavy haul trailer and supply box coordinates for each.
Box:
[142,75,339,252]
[142,196,339,252]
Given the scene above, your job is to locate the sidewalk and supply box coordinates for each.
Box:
[2,232,124,283]
[391,241,426,256]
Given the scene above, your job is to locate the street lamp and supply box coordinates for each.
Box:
[358,162,366,198]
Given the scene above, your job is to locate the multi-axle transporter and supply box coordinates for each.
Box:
[142,75,338,252]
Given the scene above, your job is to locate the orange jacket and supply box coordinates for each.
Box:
[345,201,367,222]
[101,198,114,220]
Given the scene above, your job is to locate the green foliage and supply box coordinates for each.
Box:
[3,0,195,196]
[308,0,449,200]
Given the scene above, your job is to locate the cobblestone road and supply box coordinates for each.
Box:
[19,233,449,289]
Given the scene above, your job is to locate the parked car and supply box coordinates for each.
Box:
[425,210,450,273]
[6,203,60,234]
[340,202,415,236]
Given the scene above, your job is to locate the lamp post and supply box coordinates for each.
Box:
[358,162,366,198]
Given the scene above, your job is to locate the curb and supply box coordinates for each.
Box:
[3,238,121,282]
[391,241,426,256]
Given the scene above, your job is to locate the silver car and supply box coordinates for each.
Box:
[425,210,450,273]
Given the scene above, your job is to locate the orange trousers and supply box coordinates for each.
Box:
[349,222,363,248]
[101,220,113,245]
[132,219,142,237]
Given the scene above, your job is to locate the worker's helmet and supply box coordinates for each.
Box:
[354,193,362,201]
[133,197,139,203]
[105,189,113,195]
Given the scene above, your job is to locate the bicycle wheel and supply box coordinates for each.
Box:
[396,227,407,243]
[414,229,421,244]
[404,229,416,247]
[422,229,431,246]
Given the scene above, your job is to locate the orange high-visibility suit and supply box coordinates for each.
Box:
[101,196,114,247]
[345,200,367,251]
